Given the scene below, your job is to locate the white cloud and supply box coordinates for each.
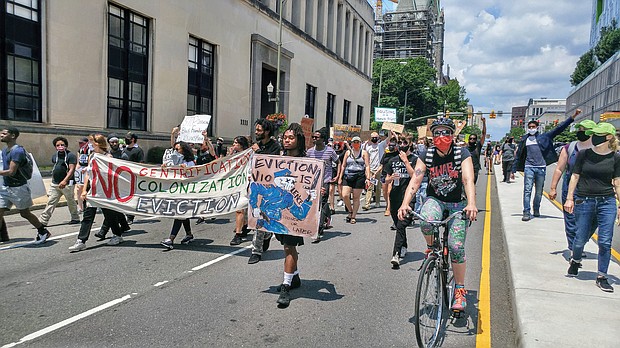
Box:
[441,0,592,139]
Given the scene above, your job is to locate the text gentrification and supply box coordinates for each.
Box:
[247,154,324,238]
[88,149,253,219]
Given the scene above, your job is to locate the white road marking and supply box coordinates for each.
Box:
[153,281,169,287]
[191,245,252,271]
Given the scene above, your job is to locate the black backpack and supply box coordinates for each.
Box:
[9,145,33,180]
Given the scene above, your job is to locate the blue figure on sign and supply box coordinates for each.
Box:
[250,168,318,234]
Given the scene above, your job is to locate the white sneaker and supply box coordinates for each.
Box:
[337,200,344,207]
[375,202,381,208]
[34,230,51,244]
[400,247,407,258]
[68,240,86,252]
[391,255,400,267]
[107,235,124,245]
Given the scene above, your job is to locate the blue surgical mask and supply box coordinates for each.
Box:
[527,129,537,135]
[88,143,94,151]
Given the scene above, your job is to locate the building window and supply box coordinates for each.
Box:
[187,36,215,135]
[356,105,363,125]
[326,93,335,127]
[107,4,149,131]
[305,84,316,118]
[343,99,351,124]
[1,0,41,122]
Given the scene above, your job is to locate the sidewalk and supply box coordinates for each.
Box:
[494,169,620,347]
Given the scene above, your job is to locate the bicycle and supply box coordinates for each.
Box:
[409,209,468,348]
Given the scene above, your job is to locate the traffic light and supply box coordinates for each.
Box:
[445,110,450,118]
[553,119,559,126]
[489,110,496,119]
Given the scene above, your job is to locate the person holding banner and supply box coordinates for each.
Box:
[160,142,196,250]
[338,136,370,224]
[229,136,252,246]
[248,118,281,264]
[69,134,126,251]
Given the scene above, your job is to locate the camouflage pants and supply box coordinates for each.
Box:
[251,229,273,255]
[419,197,468,264]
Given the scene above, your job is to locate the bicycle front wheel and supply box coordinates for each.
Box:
[415,255,443,348]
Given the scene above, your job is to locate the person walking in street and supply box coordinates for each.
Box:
[499,137,516,183]
[484,141,493,174]
[69,134,127,251]
[338,136,370,224]
[549,119,596,253]
[385,140,417,268]
[160,141,196,250]
[229,135,252,246]
[563,122,619,293]
[306,127,339,243]
[362,132,388,210]
[39,136,80,226]
[466,117,486,184]
[512,109,580,221]
[121,132,144,225]
[0,127,52,243]
[248,118,281,264]
[215,137,227,158]
[380,139,399,217]
[75,137,91,212]
[397,118,478,312]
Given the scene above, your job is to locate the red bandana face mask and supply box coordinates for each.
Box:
[433,136,453,153]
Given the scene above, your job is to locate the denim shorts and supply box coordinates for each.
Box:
[0,184,34,210]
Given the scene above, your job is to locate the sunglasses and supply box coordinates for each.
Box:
[433,129,453,137]
[312,136,321,139]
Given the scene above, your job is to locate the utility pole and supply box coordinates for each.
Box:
[402,90,408,125]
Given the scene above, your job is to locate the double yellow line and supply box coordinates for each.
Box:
[476,173,492,347]
[543,191,620,262]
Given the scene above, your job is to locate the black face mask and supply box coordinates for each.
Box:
[371,137,379,143]
[388,143,396,152]
[592,134,608,146]
[468,139,477,147]
[576,131,590,142]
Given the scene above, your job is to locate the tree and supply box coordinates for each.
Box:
[544,123,576,143]
[461,124,482,136]
[509,127,525,139]
[594,19,620,64]
[570,50,597,86]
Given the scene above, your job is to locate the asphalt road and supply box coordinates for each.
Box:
[0,173,515,347]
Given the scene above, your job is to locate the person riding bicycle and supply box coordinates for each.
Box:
[397,118,478,312]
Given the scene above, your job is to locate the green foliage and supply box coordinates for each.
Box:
[509,127,525,139]
[462,125,482,137]
[594,19,620,64]
[544,123,577,143]
[439,79,470,117]
[570,50,597,86]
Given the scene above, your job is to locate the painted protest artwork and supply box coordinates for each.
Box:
[332,124,362,142]
[247,154,324,238]
[87,149,253,219]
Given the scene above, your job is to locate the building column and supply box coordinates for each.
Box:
[305,0,316,37]
[316,0,328,45]
[284,0,293,22]
[345,10,352,63]
[292,0,306,29]
[327,0,337,51]
[336,3,345,58]
[351,17,358,67]
[358,24,364,71]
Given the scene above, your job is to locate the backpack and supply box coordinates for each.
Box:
[10,145,33,180]
[52,150,70,173]
[424,144,462,170]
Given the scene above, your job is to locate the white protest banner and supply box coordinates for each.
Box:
[375,107,397,122]
[87,148,253,219]
[176,115,212,144]
[247,154,324,238]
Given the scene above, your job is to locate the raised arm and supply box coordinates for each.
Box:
[549,147,568,201]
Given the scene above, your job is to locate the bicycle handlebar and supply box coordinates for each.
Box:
[408,210,467,226]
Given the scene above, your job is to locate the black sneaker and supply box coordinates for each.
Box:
[248,254,261,264]
[240,225,251,237]
[262,236,271,252]
[277,274,301,291]
[567,260,580,277]
[230,234,243,246]
[277,284,291,307]
[521,214,531,222]
[390,224,396,230]
[180,235,194,245]
[533,210,540,217]
[160,239,174,250]
[94,231,107,240]
[195,217,205,225]
[596,277,614,292]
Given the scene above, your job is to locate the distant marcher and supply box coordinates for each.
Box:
[512,110,580,221]
[215,137,227,158]
[466,117,487,184]
[564,122,619,293]
[39,136,80,226]
[380,139,399,216]
[499,137,516,183]
[229,136,252,246]
[107,134,123,159]
[121,131,144,225]
[0,127,51,243]
[75,137,91,212]
[484,141,493,174]
[362,132,388,210]
[338,136,370,224]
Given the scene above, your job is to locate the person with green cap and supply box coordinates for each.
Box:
[564,122,620,293]
[549,118,597,253]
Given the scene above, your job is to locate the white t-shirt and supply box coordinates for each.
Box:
[364,139,387,171]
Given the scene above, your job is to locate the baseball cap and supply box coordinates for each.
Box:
[217,137,224,142]
[573,119,597,130]
[585,122,616,136]
[351,136,362,142]
[79,137,89,143]
[125,131,137,141]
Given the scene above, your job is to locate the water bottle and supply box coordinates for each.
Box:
[393,174,400,187]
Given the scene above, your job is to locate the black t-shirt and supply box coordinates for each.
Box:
[215,144,227,158]
[51,151,77,185]
[573,149,620,197]
[467,140,482,172]
[256,138,281,155]
[420,146,472,203]
[196,151,216,165]
[381,151,399,177]
[385,153,417,202]
[122,145,145,163]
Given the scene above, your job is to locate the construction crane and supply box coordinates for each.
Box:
[375,0,399,20]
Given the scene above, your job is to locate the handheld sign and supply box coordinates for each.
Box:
[177,115,212,144]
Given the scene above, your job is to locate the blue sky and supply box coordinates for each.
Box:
[379,0,593,140]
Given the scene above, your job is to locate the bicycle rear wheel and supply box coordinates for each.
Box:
[415,255,443,348]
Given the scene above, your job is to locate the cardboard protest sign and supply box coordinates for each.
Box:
[176,115,211,144]
[332,124,361,142]
[426,119,437,137]
[359,130,373,141]
[417,126,427,139]
[381,122,404,134]
[87,149,253,219]
[453,119,467,136]
[247,154,324,238]
[301,117,314,149]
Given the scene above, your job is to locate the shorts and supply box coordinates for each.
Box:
[380,174,387,184]
[275,233,304,247]
[0,185,33,210]
[343,173,366,189]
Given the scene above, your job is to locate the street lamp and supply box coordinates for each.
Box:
[267,82,277,102]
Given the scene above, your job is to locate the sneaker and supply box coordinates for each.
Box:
[35,230,51,244]
[390,224,396,231]
[160,238,174,250]
[521,213,531,222]
[180,234,194,245]
[391,255,400,268]
[533,210,540,217]
[68,240,86,252]
[330,209,336,215]
[277,284,291,307]
[375,202,381,208]
[248,254,261,264]
[230,234,243,246]
[567,260,580,277]
[400,247,407,258]
[337,200,344,207]
[107,235,124,246]
[451,286,467,311]
[127,217,134,225]
[195,217,205,225]
[94,230,107,240]
[277,274,302,291]
[311,235,321,244]
[424,248,433,259]
[68,219,80,225]
[362,205,370,211]
[596,277,614,292]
